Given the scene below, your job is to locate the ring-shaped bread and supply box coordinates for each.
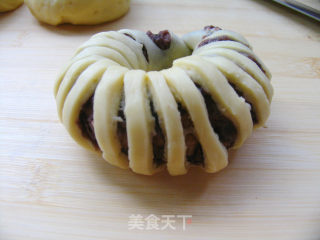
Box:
[55,26,273,175]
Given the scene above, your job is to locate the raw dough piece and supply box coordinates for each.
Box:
[25,0,130,25]
[55,26,273,175]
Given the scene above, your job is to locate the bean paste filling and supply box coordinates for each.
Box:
[178,103,204,166]
[195,84,237,149]
[198,35,235,48]
[229,82,258,124]
[78,95,99,150]
[77,27,254,165]
[147,30,171,50]
[238,51,266,75]
[149,99,166,166]
[202,25,222,39]
[77,84,241,165]
[117,94,128,155]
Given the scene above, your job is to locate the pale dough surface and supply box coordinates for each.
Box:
[25,0,130,25]
[55,27,273,175]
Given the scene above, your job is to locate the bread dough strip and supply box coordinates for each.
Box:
[147,71,187,175]
[94,66,129,169]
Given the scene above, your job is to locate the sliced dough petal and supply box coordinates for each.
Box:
[204,30,251,49]
[147,71,187,175]
[205,56,270,128]
[197,48,273,101]
[73,46,132,68]
[94,66,129,169]
[75,35,140,69]
[54,55,104,97]
[194,41,272,79]
[174,55,253,149]
[163,67,228,173]
[103,31,148,71]
[194,40,252,55]
[62,59,118,151]
[56,56,103,120]
[124,70,156,175]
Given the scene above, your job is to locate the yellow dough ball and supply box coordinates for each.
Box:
[0,0,23,12]
[24,0,130,25]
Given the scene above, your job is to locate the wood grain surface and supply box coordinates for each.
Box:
[1,1,320,239]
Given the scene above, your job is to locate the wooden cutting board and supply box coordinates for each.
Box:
[1,1,319,239]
